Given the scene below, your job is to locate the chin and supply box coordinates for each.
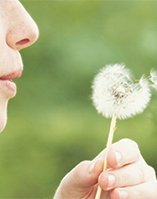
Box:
[0,113,7,133]
[0,98,9,133]
[0,116,7,133]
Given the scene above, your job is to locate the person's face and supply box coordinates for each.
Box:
[0,0,39,132]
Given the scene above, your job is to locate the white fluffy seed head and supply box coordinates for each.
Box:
[92,64,155,120]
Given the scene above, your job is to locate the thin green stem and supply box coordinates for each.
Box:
[95,113,117,199]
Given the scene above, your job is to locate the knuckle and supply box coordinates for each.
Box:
[120,138,138,148]
[154,180,157,188]
[129,139,139,150]
[147,165,156,179]
[141,163,157,181]
[137,163,145,182]
[120,138,140,152]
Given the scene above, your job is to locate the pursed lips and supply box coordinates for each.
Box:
[0,69,23,96]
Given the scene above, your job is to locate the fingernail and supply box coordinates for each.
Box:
[89,161,95,175]
[115,151,122,166]
[107,174,116,188]
[119,190,129,199]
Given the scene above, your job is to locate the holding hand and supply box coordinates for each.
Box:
[54,139,157,199]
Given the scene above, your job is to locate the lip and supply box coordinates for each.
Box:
[0,69,23,97]
[0,69,23,80]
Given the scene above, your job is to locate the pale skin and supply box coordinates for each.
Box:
[0,1,157,199]
[54,139,157,199]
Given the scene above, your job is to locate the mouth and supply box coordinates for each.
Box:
[0,69,23,97]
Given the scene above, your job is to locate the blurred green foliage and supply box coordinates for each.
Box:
[0,0,157,198]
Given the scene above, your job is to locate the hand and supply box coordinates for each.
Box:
[53,139,157,199]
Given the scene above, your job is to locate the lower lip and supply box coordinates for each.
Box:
[0,79,17,97]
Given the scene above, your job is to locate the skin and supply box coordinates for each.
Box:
[0,1,157,199]
[0,0,39,132]
[54,139,157,199]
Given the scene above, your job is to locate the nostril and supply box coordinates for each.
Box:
[16,38,30,45]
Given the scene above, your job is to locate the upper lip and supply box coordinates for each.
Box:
[0,69,23,80]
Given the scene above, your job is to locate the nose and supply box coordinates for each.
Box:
[6,1,39,51]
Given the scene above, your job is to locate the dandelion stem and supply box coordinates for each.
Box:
[95,113,117,199]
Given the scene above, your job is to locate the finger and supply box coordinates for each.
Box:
[99,159,156,191]
[93,139,140,169]
[54,158,104,198]
[107,138,141,168]
[110,181,157,199]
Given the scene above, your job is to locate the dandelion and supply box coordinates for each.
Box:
[92,64,153,119]
[92,64,157,199]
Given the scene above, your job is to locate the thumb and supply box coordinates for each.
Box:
[54,158,104,199]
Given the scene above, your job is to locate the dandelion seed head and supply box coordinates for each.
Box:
[150,69,157,90]
[92,64,154,119]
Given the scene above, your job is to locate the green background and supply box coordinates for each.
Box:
[0,0,157,198]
